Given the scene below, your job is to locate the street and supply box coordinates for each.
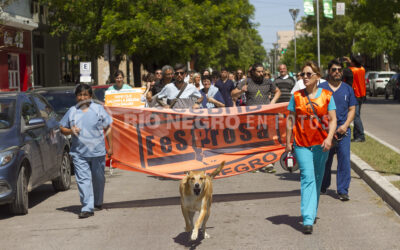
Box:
[362,96,400,149]
[1,158,400,250]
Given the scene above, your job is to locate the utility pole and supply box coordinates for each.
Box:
[289,8,300,74]
[273,43,278,77]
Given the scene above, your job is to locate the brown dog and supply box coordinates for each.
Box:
[179,161,225,241]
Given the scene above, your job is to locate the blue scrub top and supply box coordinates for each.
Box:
[60,101,113,157]
[288,87,336,112]
[319,82,357,126]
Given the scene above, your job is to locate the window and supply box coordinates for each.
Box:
[32,95,55,120]
[8,54,20,89]
[21,99,39,124]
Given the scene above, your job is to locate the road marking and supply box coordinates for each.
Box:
[364,130,400,155]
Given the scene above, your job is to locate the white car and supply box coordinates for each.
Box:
[369,71,396,96]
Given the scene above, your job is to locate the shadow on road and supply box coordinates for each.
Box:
[266,214,303,233]
[173,231,203,249]
[57,190,300,214]
[365,97,400,105]
[0,183,60,219]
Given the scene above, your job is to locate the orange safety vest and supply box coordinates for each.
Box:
[293,89,333,147]
[349,66,366,98]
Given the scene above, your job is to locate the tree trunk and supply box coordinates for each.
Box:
[131,54,142,87]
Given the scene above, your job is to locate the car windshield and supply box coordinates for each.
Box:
[93,88,107,102]
[378,73,395,78]
[40,91,76,116]
[0,99,15,129]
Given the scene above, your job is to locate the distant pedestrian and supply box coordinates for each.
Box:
[274,64,296,102]
[215,68,235,107]
[107,70,132,91]
[285,61,337,234]
[320,59,357,201]
[60,83,113,219]
[347,55,366,142]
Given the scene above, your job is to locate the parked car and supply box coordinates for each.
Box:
[369,71,396,97]
[365,71,378,96]
[0,92,71,214]
[385,73,400,101]
[31,86,77,117]
[92,84,112,102]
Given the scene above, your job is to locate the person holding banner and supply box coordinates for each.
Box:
[107,70,132,91]
[285,61,337,234]
[200,75,225,108]
[60,83,113,219]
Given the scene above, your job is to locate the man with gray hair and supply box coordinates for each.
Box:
[146,65,174,102]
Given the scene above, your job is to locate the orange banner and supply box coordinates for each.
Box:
[106,104,289,179]
[105,88,146,107]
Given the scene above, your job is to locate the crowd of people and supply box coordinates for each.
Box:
[62,56,367,237]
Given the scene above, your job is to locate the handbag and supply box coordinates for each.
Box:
[304,90,338,147]
[167,83,190,108]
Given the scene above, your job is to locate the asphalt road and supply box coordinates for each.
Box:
[1,160,400,250]
[361,96,400,149]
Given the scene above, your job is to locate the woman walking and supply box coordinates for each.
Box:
[285,61,337,234]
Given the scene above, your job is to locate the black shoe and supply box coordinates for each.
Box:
[303,225,313,234]
[351,138,365,142]
[314,218,317,224]
[321,188,327,194]
[78,211,94,219]
[338,193,350,201]
[94,205,103,211]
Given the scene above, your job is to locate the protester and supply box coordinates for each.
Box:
[146,65,174,102]
[320,59,357,201]
[155,69,162,81]
[291,63,327,94]
[215,67,235,107]
[60,83,113,219]
[200,75,225,108]
[107,70,132,91]
[229,72,236,85]
[274,64,296,102]
[142,73,156,106]
[211,70,219,85]
[285,61,337,234]
[346,55,366,142]
[235,69,245,84]
[264,70,272,80]
[202,69,211,77]
[156,63,203,109]
[232,63,281,173]
[192,72,203,90]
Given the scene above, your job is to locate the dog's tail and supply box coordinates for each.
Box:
[209,161,225,179]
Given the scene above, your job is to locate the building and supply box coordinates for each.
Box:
[0,1,38,91]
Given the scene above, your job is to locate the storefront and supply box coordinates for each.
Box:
[0,23,37,91]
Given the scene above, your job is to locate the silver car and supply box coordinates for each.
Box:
[369,71,396,96]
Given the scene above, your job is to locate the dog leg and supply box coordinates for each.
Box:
[192,208,207,241]
[181,207,192,232]
[201,208,211,239]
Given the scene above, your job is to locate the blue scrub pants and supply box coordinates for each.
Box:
[322,128,351,195]
[71,155,106,212]
[294,145,329,226]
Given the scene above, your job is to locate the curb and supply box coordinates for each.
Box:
[350,152,400,215]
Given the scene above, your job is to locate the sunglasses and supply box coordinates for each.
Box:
[175,71,185,76]
[331,67,343,72]
[155,72,162,75]
[300,72,316,78]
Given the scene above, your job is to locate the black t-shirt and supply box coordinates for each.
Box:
[342,68,353,87]
[151,80,167,95]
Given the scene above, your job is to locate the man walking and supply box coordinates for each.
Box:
[320,59,357,201]
[146,65,174,102]
[274,64,295,102]
[347,55,366,142]
[232,63,281,173]
[215,67,235,107]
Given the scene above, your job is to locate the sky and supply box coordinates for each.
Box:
[249,0,306,52]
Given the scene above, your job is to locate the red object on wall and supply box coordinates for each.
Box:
[19,54,27,91]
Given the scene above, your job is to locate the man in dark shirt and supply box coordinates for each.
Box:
[215,67,235,107]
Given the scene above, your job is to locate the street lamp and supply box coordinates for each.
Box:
[289,8,300,74]
[273,43,278,77]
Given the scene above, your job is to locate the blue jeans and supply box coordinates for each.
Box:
[353,98,365,140]
[294,145,329,226]
[71,155,106,212]
[322,128,351,195]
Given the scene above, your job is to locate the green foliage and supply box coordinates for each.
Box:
[44,0,266,71]
[280,0,400,70]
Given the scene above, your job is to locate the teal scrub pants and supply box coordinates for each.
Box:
[294,145,329,226]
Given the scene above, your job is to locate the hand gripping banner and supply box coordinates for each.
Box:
[106,103,289,179]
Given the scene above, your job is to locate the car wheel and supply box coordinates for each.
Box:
[9,166,28,215]
[52,150,71,191]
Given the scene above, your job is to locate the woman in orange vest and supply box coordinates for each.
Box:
[286,61,337,234]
